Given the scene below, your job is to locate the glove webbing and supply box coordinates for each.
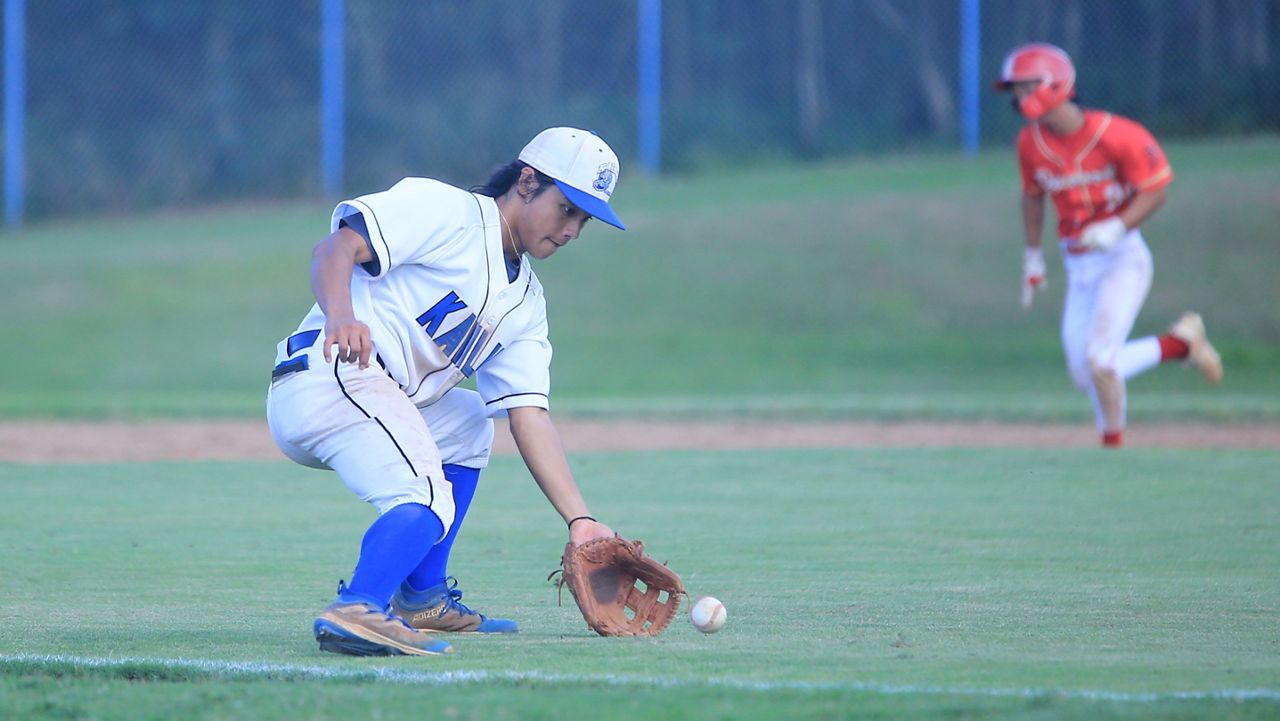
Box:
[625,582,678,634]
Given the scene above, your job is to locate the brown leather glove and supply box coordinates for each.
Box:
[553,535,685,637]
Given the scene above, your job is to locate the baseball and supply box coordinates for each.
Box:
[690,596,727,633]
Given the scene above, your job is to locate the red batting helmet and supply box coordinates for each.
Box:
[994,43,1076,120]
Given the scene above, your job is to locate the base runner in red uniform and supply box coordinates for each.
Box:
[995,43,1222,448]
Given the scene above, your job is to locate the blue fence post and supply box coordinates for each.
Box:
[960,0,981,155]
[4,0,26,228]
[321,0,345,196]
[636,0,662,176]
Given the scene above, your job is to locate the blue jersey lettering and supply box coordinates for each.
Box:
[450,324,486,366]
[434,313,476,357]
[416,292,467,335]
[413,290,511,380]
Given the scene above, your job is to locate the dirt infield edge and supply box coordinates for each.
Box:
[1,419,1276,463]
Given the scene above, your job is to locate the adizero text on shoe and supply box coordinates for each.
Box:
[314,601,453,656]
[391,578,519,634]
[1169,312,1223,384]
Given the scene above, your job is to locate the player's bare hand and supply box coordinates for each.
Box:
[323,317,373,368]
[1021,246,1047,311]
[569,518,615,547]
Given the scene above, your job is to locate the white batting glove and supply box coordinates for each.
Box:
[1021,247,1047,311]
[1079,216,1126,251]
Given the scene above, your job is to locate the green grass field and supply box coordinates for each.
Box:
[2,136,1278,719]
[2,449,1278,719]
[1,136,1277,420]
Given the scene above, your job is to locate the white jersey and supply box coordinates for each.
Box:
[274,178,552,415]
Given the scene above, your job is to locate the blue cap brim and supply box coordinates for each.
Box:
[554,180,626,231]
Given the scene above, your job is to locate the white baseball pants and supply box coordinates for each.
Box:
[266,352,494,533]
[1059,230,1163,432]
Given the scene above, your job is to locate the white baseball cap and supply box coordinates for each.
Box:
[518,127,626,230]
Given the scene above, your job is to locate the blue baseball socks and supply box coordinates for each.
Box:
[403,464,480,595]
[340,501,444,608]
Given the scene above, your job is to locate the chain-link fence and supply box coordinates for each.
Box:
[2,0,1276,222]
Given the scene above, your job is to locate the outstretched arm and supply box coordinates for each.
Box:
[507,406,615,545]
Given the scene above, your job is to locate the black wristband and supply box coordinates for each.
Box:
[567,515,596,529]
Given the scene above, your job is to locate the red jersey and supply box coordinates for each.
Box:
[1016,110,1173,240]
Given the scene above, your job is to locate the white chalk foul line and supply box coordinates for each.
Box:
[2,653,1278,704]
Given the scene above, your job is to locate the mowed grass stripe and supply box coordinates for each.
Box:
[4,654,1278,703]
[3,450,1277,698]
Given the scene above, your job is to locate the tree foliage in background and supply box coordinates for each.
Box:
[2,0,1276,219]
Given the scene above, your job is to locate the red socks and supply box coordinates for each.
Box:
[1158,334,1190,361]
[1105,334,1189,448]
[1102,334,1191,447]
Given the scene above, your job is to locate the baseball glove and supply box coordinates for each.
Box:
[551,535,686,637]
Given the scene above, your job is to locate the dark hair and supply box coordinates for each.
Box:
[470,160,556,198]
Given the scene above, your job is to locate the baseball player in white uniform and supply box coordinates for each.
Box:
[266,128,625,656]
[995,44,1223,448]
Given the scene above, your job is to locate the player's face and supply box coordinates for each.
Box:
[1009,80,1040,100]
[520,184,591,260]
[1007,80,1041,116]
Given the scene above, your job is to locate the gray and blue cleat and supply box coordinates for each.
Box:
[390,577,519,633]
